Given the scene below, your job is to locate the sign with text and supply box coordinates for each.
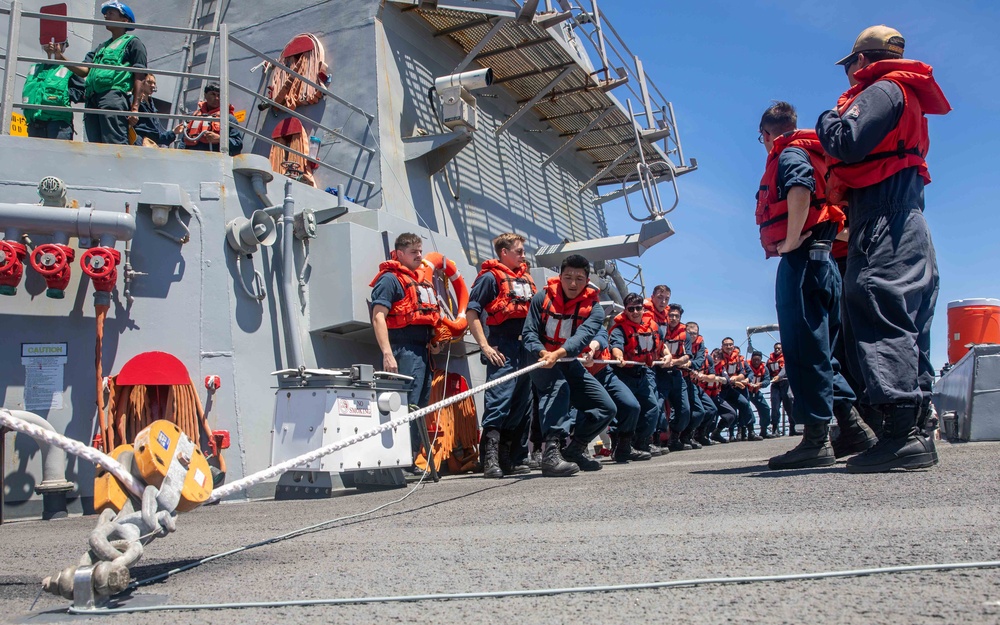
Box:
[21,343,68,411]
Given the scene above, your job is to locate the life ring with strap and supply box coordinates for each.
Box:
[421,251,469,343]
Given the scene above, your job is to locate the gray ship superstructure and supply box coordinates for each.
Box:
[0,0,696,519]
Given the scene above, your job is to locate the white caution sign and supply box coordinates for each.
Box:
[21,343,68,411]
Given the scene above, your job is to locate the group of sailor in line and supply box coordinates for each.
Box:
[370,231,799,478]
[369,22,950,478]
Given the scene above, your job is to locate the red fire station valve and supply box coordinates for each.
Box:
[0,241,27,296]
[30,243,75,299]
[204,375,222,391]
[80,247,121,293]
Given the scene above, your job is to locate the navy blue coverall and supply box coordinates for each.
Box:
[770,143,856,426]
[522,291,616,443]
[817,81,939,411]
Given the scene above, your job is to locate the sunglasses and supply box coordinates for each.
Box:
[844,56,857,75]
[626,306,643,312]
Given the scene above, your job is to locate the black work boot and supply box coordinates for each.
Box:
[759,424,772,439]
[745,427,763,442]
[540,437,579,477]
[634,436,662,457]
[612,432,631,463]
[527,448,542,469]
[832,403,878,458]
[768,422,835,470]
[710,426,728,444]
[613,432,651,463]
[847,405,938,474]
[562,438,603,472]
[667,430,686,452]
[682,428,702,450]
[695,426,714,447]
[788,423,800,436]
[482,430,503,479]
[498,440,530,475]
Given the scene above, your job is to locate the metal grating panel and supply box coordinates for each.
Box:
[408,4,674,187]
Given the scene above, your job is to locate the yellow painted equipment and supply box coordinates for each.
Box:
[133,420,213,512]
[93,444,135,514]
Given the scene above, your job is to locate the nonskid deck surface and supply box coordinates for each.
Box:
[2,438,998,624]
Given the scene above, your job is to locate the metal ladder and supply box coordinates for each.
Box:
[172,0,226,114]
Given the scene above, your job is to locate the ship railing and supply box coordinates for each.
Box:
[0,3,230,145]
[613,257,645,297]
[552,0,687,169]
[0,1,377,191]
[223,33,377,190]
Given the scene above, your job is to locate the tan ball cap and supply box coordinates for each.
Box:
[836,25,905,65]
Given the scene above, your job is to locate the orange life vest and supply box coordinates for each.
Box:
[756,130,845,258]
[663,322,687,358]
[832,239,848,260]
[684,335,705,379]
[369,260,440,329]
[538,277,600,352]
[747,360,767,382]
[610,312,661,366]
[478,259,536,326]
[715,350,744,378]
[183,101,236,146]
[767,352,785,376]
[643,299,669,328]
[701,356,720,396]
[827,59,951,202]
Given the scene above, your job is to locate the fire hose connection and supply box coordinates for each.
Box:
[29,243,75,299]
[81,247,122,300]
[0,240,27,296]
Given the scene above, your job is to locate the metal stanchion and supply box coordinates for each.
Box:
[1,426,8,525]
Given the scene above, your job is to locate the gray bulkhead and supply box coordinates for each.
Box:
[1,0,615,517]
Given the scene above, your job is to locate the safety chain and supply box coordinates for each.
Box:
[0,410,192,609]
[42,484,179,608]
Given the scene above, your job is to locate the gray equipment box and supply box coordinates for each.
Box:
[933,344,1000,441]
[270,366,413,497]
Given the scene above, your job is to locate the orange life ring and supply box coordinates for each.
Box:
[421,251,469,341]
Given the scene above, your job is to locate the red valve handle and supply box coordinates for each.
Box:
[80,247,117,280]
[0,241,18,269]
[30,244,70,277]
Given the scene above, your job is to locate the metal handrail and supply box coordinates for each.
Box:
[19,10,221,37]
[7,55,219,82]
[564,1,685,167]
[228,80,374,154]
[19,102,220,123]
[239,124,375,188]
[0,1,378,191]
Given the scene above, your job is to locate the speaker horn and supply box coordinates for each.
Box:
[225,210,277,254]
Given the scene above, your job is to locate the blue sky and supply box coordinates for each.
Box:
[596,0,1000,369]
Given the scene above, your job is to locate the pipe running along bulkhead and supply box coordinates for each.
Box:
[279,180,305,370]
[0,204,136,248]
